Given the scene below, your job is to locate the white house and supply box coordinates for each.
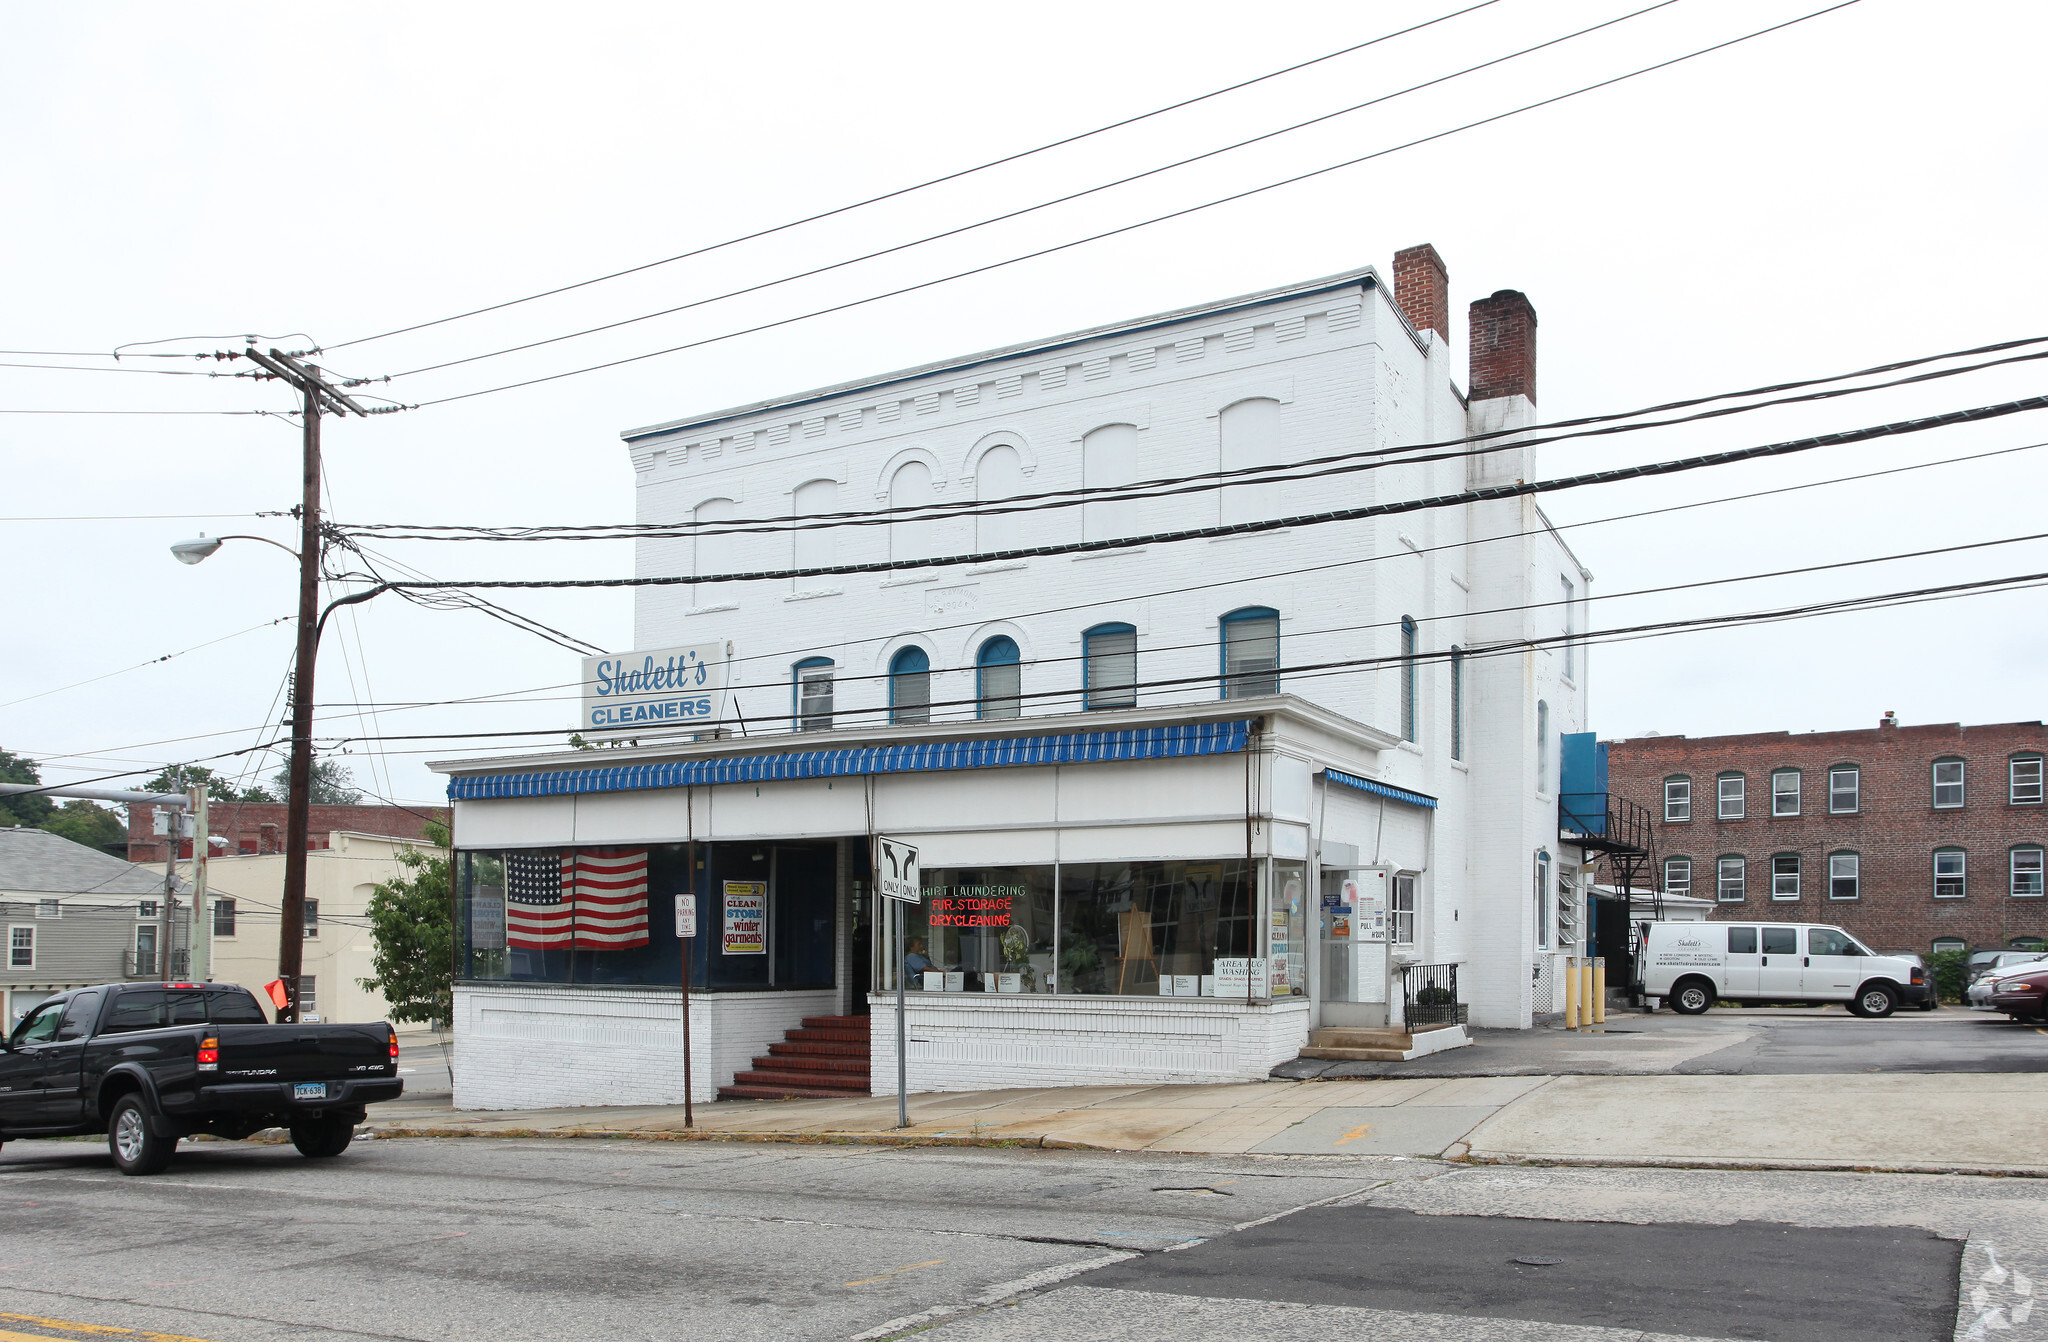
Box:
[434,245,1598,1110]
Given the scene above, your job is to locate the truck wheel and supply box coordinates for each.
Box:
[1854,984,1899,1019]
[1668,979,1714,1015]
[108,1094,175,1176]
[290,1115,355,1159]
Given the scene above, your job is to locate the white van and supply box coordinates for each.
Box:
[1639,921,1928,1018]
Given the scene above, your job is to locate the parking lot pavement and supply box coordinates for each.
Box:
[1275,1005,2048,1080]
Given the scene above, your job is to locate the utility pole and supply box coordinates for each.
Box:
[240,348,370,1023]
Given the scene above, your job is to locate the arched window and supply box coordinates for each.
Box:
[1535,699,1549,789]
[1771,853,1801,901]
[1449,647,1465,760]
[2011,753,2044,805]
[1828,765,1861,813]
[1829,851,1860,900]
[1934,847,1967,899]
[693,497,736,587]
[793,657,834,732]
[2014,846,2045,898]
[1717,772,1747,820]
[889,646,932,725]
[1220,607,1279,699]
[977,637,1021,720]
[1401,617,1419,742]
[888,461,937,564]
[974,445,1025,555]
[1081,424,1139,542]
[791,479,838,574]
[1932,757,1966,809]
[1083,623,1137,710]
[1716,855,1746,902]
[1218,398,1282,525]
[1665,775,1692,822]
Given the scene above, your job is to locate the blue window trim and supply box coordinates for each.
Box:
[975,636,1021,719]
[888,646,931,723]
[1082,622,1137,711]
[1217,606,1280,700]
[792,657,833,728]
[448,719,1254,800]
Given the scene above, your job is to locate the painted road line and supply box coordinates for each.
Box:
[845,1260,946,1287]
[0,1316,219,1342]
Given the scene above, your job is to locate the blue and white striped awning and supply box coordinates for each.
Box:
[1323,767,1438,810]
[448,719,1252,801]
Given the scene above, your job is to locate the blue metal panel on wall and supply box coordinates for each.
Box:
[1559,732,1607,836]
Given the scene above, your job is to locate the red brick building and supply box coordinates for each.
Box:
[1605,717,2046,955]
[126,800,447,863]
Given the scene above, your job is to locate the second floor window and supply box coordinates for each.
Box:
[1932,759,1965,808]
[137,900,158,920]
[1771,853,1801,900]
[1666,776,1692,822]
[2014,847,2045,897]
[1083,624,1137,710]
[1934,848,1966,899]
[1718,774,1746,820]
[10,926,33,968]
[1717,856,1746,902]
[889,646,932,725]
[1772,770,1801,816]
[976,637,1021,720]
[1664,857,1692,896]
[304,898,320,937]
[794,659,834,732]
[1829,852,1860,900]
[1829,766,1861,813]
[213,898,236,937]
[2012,755,2044,805]
[1220,607,1279,699]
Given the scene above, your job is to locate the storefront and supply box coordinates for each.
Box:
[437,699,1441,1109]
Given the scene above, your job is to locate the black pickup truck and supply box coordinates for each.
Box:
[0,981,403,1175]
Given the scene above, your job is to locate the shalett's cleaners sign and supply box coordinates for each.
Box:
[580,643,728,735]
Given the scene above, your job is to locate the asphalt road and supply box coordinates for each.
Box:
[1279,1006,2048,1079]
[0,1137,2039,1342]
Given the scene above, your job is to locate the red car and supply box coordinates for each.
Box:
[1988,965,2048,1023]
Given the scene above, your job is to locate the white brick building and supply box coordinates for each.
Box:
[436,246,1594,1109]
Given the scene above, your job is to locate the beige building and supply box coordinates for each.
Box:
[144,830,435,1033]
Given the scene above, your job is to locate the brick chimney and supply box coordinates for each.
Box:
[1392,243,1449,340]
[1469,289,1537,404]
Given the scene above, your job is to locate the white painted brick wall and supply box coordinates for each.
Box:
[453,983,836,1110]
[866,992,1313,1093]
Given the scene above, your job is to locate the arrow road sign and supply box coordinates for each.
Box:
[873,836,921,904]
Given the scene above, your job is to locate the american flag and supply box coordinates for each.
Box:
[570,847,650,949]
[505,850,573,949]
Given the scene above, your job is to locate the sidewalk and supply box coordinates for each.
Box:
[367,1070,2048,1175]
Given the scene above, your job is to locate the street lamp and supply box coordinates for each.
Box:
[170,533,300,565]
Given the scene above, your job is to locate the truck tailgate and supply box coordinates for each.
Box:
[215,1023,393,1084]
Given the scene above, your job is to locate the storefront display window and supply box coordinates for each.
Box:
[1059,859,1252,996]
[1267,860,1307,995]
[881,865,1056,993]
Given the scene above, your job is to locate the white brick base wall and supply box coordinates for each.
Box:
[866,992,1313,1093]
[453,983,837,1110]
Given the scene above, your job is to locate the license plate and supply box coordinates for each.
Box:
[294,1082,328,1101]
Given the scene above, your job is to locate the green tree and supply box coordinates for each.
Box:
[41,799,127,851]
[357,821,453,1026]
[1929,947,1970,1004]
[0,748,54,827]
[266,760,364,806]
[140,765,269,804]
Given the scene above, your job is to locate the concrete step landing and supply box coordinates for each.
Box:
[1298,1022,1471,1062]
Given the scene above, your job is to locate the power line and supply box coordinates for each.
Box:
[323,1,1507,353]
[351,392,2048,591]
[348,339,2048,541]
[0,513,274,523]
[0,361,253,377]
[410,2,1862,408]
[0,408,276,416]
[0,618,292,711]
[389,0,1685,382]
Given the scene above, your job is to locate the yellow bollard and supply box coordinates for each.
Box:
[1563,955,1580,1028]
[1593,957,1607,1025]
[1580,958,1596,1031]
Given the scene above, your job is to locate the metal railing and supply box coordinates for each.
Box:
[1401,962,1467,1027]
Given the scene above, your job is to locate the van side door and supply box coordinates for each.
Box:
[1802,926,1864,1001]
[1757,926,1803,998]
[1722,927,1761,996]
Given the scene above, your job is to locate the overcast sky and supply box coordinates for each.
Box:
[3,0,2043,808]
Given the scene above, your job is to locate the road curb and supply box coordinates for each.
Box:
[1450,1152,2048,1178]
[366,1124,1091,1150]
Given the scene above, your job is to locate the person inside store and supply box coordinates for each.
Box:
[904,936,938,986]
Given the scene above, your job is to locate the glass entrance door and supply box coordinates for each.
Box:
[1320,867,1389,1022]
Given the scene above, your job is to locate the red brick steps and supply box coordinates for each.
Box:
[718,1013,871,1102]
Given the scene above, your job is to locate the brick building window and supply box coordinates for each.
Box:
[1933,848,1967,899]
[1663,857,1692,896]
[2013,847,2044,898]
[1772,770,1801,817]
[1718,773,1746,820]
[1771,853,1801,901]
[1717,855,1746,902]
[1829,766,1861,814]
[2012,755,2044,805]
[1829,852,1860,900]
[1932,759,1965,809]
[1932,936,1967,954]
[1665,776,1692,822]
